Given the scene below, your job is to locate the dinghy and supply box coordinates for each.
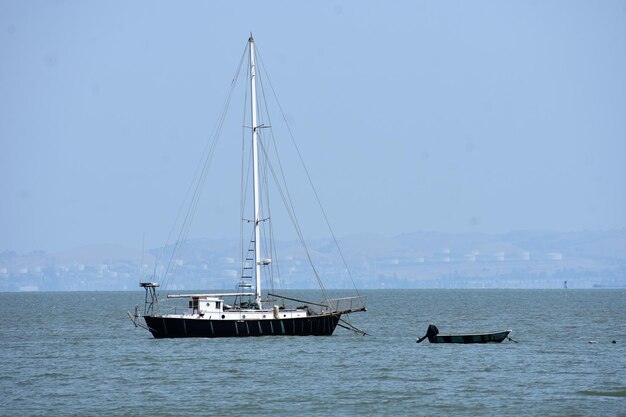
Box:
[416,324,511,344]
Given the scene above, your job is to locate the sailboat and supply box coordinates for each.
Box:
[130,34,366,338]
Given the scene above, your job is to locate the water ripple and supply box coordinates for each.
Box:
[1,289,625,416]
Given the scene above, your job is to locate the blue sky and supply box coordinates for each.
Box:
[1,1,625,253]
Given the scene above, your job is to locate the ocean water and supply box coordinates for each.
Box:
[1,289,624,416]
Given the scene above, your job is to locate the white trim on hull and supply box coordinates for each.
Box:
[160,308,308,321]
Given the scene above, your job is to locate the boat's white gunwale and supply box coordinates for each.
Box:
[156,308,315,321]
[438,329,512,337]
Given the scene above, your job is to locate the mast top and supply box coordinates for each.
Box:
[249,32,254,42]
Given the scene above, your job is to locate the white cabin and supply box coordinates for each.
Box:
[188,297,224,315]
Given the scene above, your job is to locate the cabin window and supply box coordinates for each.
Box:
[215,301,221,310]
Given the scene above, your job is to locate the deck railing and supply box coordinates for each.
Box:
[321,295,367,314]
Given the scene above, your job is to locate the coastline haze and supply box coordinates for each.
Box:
[1,1,625,254]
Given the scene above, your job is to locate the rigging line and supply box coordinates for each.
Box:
[252,133,280,293]
[239,52,251,286]
[163,49,244,287]
[264,177,277,295]
[254,56,309,272]
[254,53,329,297]
[261,155,282,295]
[239,150,253,273]
[268,221,279,294]
[165,91,224,283]
[256,51,360,296]
[257,139,329,300]
[248,49,281,296]
[255,54,275,289]
[257,129,277,294]
[239,154,254,292]
[161,40,248,292]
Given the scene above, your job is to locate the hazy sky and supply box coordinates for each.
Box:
[2,1,625,253]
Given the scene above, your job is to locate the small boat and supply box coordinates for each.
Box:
[416,324,512,344]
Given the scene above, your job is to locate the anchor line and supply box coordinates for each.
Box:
[338,317,369,336]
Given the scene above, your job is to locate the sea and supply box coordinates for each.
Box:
[1,289,624,416]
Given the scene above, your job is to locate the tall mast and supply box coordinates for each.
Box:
[249,34,263,308]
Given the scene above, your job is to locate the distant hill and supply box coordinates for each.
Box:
[1,229,624,291]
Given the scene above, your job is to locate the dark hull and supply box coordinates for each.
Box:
[143,314,341,338]
[428,330,511,344]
